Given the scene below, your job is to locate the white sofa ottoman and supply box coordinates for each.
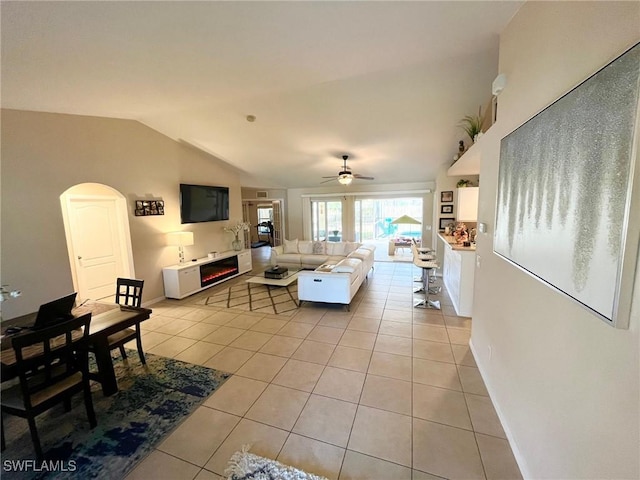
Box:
[297,249,375,309]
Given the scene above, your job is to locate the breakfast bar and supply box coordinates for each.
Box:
[438,233,476,317]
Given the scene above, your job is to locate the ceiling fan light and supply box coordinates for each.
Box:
[338,174,353,185]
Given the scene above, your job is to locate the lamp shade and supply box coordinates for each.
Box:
[166,231,194,247]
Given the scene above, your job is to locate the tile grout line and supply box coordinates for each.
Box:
[135,255,495,479]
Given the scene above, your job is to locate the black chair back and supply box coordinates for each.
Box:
[115,278,144,307]
[11,313,92,409]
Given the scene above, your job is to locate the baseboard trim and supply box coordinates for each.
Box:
[469,338,530,479]
[143,296,167,308]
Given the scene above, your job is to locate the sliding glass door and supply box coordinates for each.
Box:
[308,196,423,245]
[355,197,423,241]
[311,200,343,241]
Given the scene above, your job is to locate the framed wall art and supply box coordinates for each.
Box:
[135,199,165,216]
[494,43,640,328]
[441,205,454,214]
[441,191,453,203]
[439,218,455,231]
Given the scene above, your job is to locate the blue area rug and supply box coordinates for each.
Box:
[1,350,231,479]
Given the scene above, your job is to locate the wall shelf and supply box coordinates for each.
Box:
[448,138,482,176]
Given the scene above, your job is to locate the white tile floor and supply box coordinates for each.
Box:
[124,248,522,480]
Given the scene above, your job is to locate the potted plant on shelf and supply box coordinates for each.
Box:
[458,114,483,143]
[457,179,471,188]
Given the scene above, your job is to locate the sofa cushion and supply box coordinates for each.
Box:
[332,258,362,273]
[326,242,346,256]
[298,240,313,254]
[348,248,372,261]
[311,241,326,255]
[326,255,347,264]
[300,254,329,266]
[284,238,299,254]
[275,253,302,265]
[344,241,361,254]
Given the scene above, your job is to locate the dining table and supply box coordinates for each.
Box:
[1,302,152,396]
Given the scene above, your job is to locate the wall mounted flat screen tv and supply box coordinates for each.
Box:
[180,184,229,224]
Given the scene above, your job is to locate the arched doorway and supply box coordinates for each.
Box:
[60,183,135,302]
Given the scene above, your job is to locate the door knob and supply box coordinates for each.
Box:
[78,256,82,260]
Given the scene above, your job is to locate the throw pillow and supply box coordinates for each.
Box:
[283,239,299,254]
[298,241,313,254]
[312,241,326,255]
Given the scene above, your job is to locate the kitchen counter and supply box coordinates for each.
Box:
[438,233,477,251]
[438,234,476,317]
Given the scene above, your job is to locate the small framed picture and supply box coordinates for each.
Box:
[441,205,454,214]
[441,191,453,203]
[134,198,165,216]
[439,217,455,231]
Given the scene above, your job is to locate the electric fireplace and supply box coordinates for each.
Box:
[200,256,239,287]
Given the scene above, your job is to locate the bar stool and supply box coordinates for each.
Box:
[413,258,441,310]
[411,244,440,294]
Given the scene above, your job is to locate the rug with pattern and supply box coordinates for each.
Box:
[1,350,230,479]
[204,283,299,316]
[226,446,328,480]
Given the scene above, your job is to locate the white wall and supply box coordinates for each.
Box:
[1,109,244,317]
[472,3,639,479]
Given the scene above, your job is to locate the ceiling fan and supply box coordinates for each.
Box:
[322,155,375,185]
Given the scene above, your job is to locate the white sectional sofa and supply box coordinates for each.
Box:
[270,240,375,309]
[270,239,365,269]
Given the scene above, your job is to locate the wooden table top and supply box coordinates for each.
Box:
[1,303,151,368]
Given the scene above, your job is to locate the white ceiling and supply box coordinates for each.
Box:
[1,1,523,188]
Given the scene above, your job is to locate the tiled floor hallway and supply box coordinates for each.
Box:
[126,247,522,480]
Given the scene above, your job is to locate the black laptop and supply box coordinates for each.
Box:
[32,292,77,329]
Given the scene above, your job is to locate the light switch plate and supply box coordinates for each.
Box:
[478,222,487,234]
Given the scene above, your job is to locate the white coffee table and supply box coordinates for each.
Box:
[246,269,300,287]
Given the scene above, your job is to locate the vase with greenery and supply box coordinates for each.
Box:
[457,179,471,188]
[224,221,250,251]
[458,114,483,143]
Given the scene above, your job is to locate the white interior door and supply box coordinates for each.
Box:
[67,197,126,301]
[272,200,283,246]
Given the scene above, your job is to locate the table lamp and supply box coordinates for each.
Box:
[166,231,194,264]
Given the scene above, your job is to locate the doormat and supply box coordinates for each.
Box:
[1,350,230,480]
[205,283,298,316]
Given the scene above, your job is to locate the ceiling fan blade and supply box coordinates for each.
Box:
[354,174,375,180]
[320,178,337,184]
[322,175,338,179]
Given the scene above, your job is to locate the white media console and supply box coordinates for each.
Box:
[162,250,252,299]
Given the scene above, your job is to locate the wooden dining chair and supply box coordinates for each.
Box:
[0,313,96,460]
[106,278,146,364]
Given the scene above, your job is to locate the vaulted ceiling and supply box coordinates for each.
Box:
[1,1,523,188]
